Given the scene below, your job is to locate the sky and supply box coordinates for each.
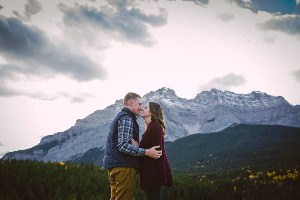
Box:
[0,0,300,157]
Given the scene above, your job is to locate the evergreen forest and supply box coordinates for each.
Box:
[0,160,299,200]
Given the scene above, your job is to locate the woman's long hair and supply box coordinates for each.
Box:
[149,102,167,137]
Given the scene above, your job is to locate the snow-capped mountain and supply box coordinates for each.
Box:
[3,87,300,163]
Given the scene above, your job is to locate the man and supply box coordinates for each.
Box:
[103,92,162,200]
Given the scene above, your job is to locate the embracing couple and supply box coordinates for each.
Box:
[103,92,173,200]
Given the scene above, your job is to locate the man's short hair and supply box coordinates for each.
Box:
[124,92,141,106]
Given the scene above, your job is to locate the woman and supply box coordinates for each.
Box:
[133,102,173,200]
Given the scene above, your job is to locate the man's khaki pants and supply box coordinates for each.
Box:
[108,167,137,200]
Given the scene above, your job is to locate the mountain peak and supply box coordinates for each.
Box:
[210,88,223,93]
[250,90,269,97]
[143,87,177,100]
[156,87,176,96]
[195,88,290,108]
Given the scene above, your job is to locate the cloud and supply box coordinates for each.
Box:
[0,82,21,97]
[191,0,210,6]
[59,92,93,103]
[0,142,3,146]
[229,0,299,15]
[0,81,93,103]
[0,16,107,82]
[0,1,168,102]
[24,0,42,19]
[262,35,275,43]
[215,12,235,22]
[12,11,27,21]
[58,1,167,46]
[0,16,106,101]
[199,73,247,91]
[13,0,42,21]
[291,69,300,83]
[257,15,300,36]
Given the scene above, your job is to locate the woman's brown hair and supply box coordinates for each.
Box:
[149,102,167,137]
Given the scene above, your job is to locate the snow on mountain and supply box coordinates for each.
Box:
[3,87,300,163]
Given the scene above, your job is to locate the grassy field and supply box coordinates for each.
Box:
[0,160,299,200]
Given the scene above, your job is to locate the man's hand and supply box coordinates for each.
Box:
[145,145,162,159]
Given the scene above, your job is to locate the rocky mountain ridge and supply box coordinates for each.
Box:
[3,87,300,163]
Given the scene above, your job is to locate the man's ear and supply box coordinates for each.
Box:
[129,99,134,106]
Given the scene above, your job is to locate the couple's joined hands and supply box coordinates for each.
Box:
[132,139,162,159]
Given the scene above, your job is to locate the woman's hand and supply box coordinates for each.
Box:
[131,138,139,147]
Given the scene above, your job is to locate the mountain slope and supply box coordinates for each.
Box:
[166,124,300,173]
[2,87,300,163]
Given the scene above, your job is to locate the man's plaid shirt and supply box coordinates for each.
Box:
[117,115,145,156]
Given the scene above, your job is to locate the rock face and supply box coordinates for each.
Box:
[3,87,300,163]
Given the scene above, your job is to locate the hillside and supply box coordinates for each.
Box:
[166,124,300,173]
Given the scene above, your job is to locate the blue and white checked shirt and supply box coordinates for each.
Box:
[117,115,145,156]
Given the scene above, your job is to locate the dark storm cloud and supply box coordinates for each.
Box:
[230,0,299,15]
[257,15,300,36]
[0,16,107,82]
[291,69,300,83]
[58,1,167,46]
[215,12,235,22]
[199,73,247,91]
[0,16,47,57]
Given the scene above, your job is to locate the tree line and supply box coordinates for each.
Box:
[0,160,299,200]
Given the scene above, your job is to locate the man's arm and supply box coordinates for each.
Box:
[118,116,162,159]
[117,115,145,156]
